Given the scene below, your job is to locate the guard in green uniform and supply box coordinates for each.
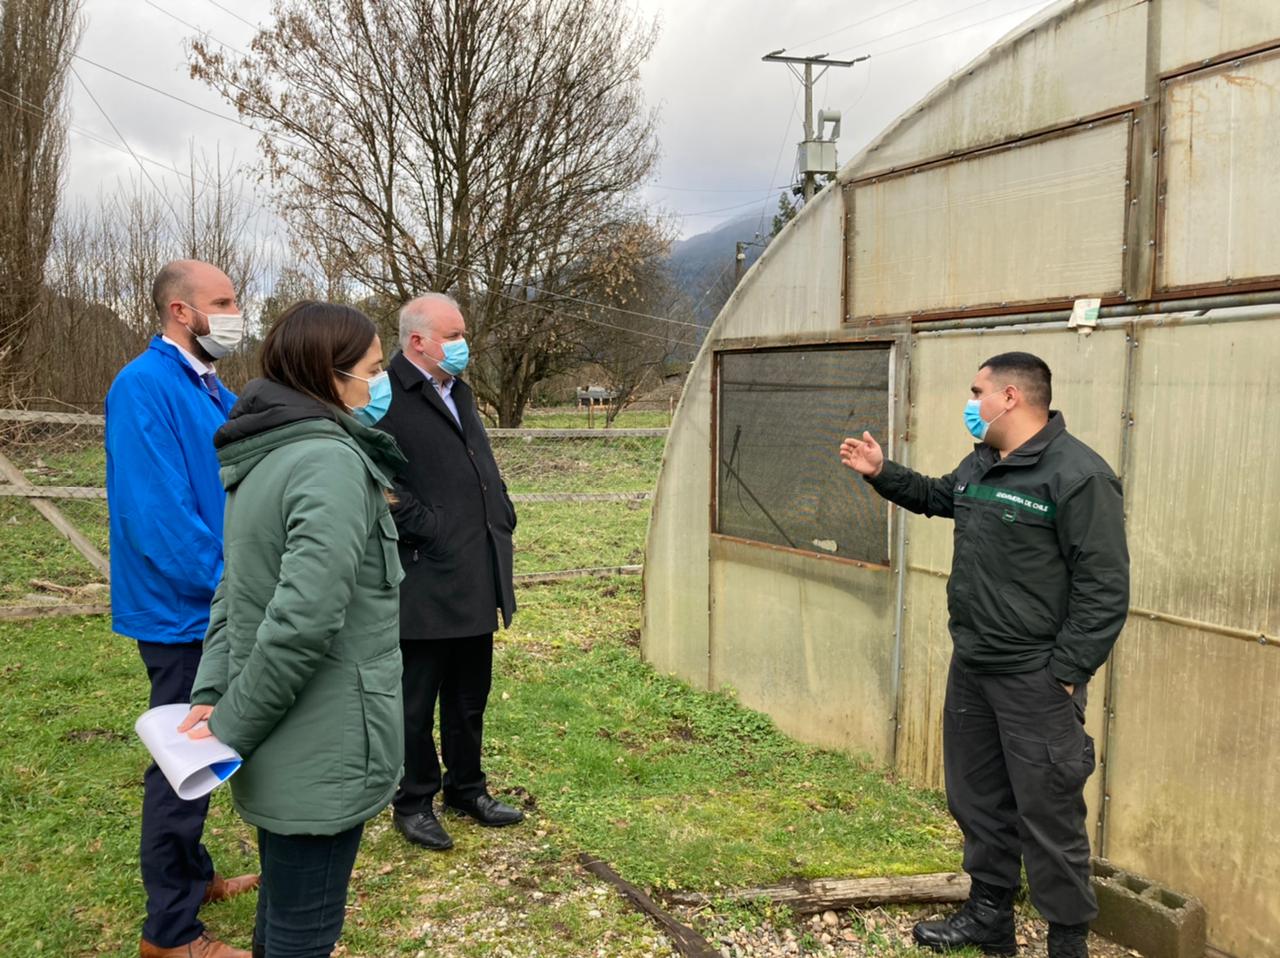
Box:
[840,352,1129,958]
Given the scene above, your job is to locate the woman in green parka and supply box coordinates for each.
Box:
[180,301,406,958]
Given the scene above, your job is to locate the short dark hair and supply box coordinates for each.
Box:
[980,351,1052,409]
[260,301,377,408]
[152,261,194,320]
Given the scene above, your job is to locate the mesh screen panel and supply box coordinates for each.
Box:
[717,345,892,564]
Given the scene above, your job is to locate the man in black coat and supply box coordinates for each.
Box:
[379,292,523,851]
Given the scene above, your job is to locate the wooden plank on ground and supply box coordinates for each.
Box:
[489,428,668,438]
[514,566,642,586]
[660,872,972,914]
[0,603,111,621]
[0,485,106,499]
[0,409,103,425]
[579,855,720,958]
[509,492,651,503]
[0,449,110,580]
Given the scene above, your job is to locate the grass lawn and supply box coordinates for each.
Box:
[516,409,673,430]
[0,578,961,956]
[494,436,665,496]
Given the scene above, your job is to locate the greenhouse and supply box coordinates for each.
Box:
[642,1,1280,954]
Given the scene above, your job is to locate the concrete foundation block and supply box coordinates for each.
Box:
[1091,858,1206,958]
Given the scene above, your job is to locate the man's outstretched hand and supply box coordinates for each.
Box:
[840,431,885,478]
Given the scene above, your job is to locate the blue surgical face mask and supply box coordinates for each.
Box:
[436,337,470,376]
[340,370,392,425]
[963,395,1009,442]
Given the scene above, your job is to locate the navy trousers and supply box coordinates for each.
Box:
[138,641,215,947]
[254,825,364,958]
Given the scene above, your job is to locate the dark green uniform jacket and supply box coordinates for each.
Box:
[191,380,407,835]
[868,412,1129,685]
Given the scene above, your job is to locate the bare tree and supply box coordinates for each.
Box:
[575,221,688,425]
[31,150,272,401]
[190,0,662,425]
[0,0,82,398]
[174,145,265,307]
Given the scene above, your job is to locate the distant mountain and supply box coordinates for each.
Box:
[667,212,771,329]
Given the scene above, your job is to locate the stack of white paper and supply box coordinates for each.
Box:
[135,703,242,800]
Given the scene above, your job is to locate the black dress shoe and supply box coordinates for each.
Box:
[393,809,454,850]
[443,793,525,827]
[913,881,1017,956]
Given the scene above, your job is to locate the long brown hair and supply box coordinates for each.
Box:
[260,301,376,407]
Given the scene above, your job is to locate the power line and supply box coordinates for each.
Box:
[483,282,696,346]
[674,194,795,220]
[70,66,185,227]
[202,0,258,30]
[756,84,803,241]
[831,0,1040,58]
[0,87,227,195]
[72,52,262,133]
[144,0,251,58]
[647,183,792,194]
[784,0,932,57]
[70,50,704,333]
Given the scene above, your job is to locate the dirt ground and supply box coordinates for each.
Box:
[676,901,1141,958]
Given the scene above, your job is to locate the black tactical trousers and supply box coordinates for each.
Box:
[943,655,1098,926]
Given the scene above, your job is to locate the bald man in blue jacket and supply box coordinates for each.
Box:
[106,260,257,958]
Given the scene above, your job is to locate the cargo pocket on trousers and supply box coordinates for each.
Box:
[378,512,405,589]
[357,649,403,783]
[1005,726,1095,799]
[1047,730,1096,794]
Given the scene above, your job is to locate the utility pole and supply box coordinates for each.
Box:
[734,239,766,287]
[762,50,867,202]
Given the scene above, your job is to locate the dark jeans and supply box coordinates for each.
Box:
[254,825,363,958]
[138,640,215,948]
[394,634,493,814]
[943,655,1098,925]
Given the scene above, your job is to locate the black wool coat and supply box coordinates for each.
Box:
[378,352,517,639]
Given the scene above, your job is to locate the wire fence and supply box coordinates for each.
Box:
[0,409,666,619]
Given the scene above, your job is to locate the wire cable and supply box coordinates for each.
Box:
[783,0,933,55]
[70,66,185,227]
[72,52,263,132]
[0,86,229,195]
[202,0,258,30]
[833,0,1051,58]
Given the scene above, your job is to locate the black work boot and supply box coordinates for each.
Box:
[1047,922,1089,958]
[912,879,1018,955]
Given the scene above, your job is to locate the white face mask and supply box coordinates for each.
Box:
[183,303,245,360]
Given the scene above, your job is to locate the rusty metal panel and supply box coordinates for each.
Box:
[1158,0,1280,75]
[856,0,1148,178]
[1102,316,1280,957]
[851,120,1130,320]
[1158,50,1280,291]
[708,535,897,763]
[894,327,1128,848]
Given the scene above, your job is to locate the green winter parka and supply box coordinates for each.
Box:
[190,379,407,835]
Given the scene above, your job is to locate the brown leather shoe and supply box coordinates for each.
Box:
[202,872,260,905]
[139,932,252,957]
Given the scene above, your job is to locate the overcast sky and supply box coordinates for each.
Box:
[62,0,1057,240]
